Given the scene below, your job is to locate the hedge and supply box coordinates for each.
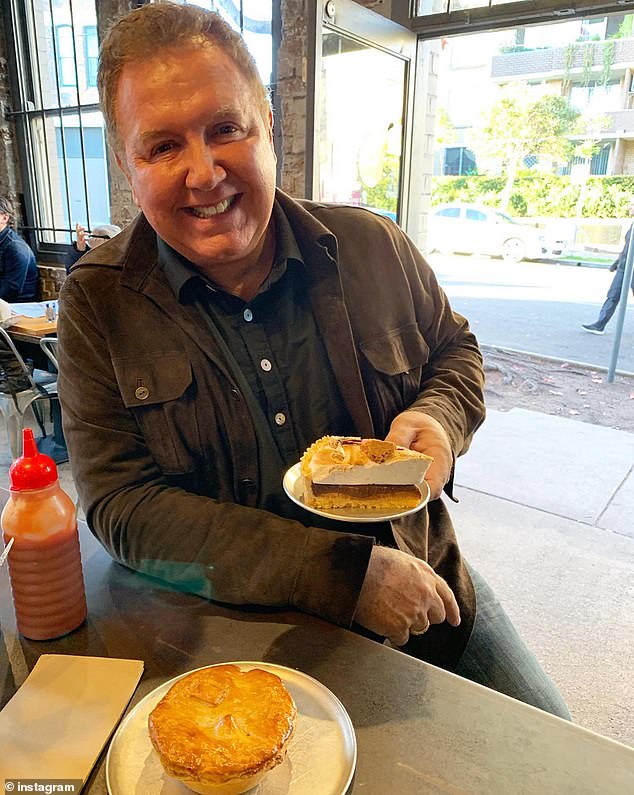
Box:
[432,173,634,218]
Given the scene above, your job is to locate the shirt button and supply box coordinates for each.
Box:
[260,358,272,372]
[230,388,241,401]
[274,412,286,426]
[243,308,253,322]
[135,386,149,400]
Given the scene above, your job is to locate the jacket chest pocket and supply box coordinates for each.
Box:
[113,351,197,475]
[359,324,429,433]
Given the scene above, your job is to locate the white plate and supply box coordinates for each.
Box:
[283,462,430,523]
[106,661,356,795]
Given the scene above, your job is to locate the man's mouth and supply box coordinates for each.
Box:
[186,196,236,218]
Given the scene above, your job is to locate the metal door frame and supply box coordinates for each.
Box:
[307,0,419,234]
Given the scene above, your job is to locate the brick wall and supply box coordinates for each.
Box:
[0,20,20,204]
[38,265,67,301]
[621,140,634,175]
[96,0,136,229]
[277,0,309,197]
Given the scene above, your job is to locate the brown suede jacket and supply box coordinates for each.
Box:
[58,190,485,669]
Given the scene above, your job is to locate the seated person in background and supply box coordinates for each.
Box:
[59,3,571,720]
[0,298,29,394]
[0,196,38,302]
[64,222,121,273]
[0,197,38,393]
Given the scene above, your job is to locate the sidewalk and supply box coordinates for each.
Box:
[453,407,634,747]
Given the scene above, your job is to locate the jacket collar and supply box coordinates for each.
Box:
[74,190,374,437]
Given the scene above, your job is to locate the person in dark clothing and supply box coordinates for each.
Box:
[0,197,38,393]
[64,222,121,273]
[582,200,634,334]
[0,197,38,302]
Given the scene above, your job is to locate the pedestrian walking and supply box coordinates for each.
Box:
[582,200,634,335]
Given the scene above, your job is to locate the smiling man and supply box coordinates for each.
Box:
[58,2,569,719]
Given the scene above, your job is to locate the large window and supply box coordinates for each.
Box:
[7,0,108,252]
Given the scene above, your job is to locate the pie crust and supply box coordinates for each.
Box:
[148,664,297,795]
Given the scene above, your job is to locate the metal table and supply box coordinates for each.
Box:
[1,494,633,794]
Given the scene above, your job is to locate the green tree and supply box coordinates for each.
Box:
[571,111,609,216]
[475,85,580,211]
[435,106,457,148]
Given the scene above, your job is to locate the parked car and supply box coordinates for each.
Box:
[428,203,567,263]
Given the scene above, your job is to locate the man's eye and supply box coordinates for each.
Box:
[152,142,175,156]
[216,124,240,136]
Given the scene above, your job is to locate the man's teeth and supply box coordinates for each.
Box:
[189,198,233,218]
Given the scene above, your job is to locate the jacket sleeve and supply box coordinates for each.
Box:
[395,229,486,459]
[58,277,373,627]
[64,243,84,274]
[0,241,32,301]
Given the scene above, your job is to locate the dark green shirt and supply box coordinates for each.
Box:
[158,203,356,525]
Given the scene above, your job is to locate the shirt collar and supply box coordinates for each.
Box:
[158,199,305,303]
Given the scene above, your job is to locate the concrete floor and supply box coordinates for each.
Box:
[453,408,634,747]
[2,404,633,747]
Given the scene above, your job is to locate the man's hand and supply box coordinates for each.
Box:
[354,546,460,647]
[385,411,452,500]
[75,223,87,252]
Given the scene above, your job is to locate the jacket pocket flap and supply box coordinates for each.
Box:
[113,352,192,408]
[360,324,429,376]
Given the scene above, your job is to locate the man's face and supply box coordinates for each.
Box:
[115,44,276,275]
[0,213,9,232]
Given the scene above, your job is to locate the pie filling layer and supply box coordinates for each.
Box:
[300,436,432,511]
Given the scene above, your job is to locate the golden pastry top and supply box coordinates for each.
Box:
[300,435,432,478]
[148,665,296,785]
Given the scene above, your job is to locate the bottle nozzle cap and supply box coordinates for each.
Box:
[9,429,58,490]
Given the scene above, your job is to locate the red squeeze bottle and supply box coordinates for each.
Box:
[1,428,86,640]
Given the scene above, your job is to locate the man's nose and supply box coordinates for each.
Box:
[184,144,225,191]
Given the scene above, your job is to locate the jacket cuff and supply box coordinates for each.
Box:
[291,529,374,627]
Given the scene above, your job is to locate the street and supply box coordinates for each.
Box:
[428,252,634,374]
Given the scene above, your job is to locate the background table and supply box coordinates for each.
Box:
[1,492,633,794]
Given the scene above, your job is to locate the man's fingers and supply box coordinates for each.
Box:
[424,467,444,501]
[387,627,411,647]
[384,426,415,449]
[409,619,430,636]
[425,593,447,625]
[435,576,461,626]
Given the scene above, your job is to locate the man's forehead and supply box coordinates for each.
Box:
[119,41,237,81]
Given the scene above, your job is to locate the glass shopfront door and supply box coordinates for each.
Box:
[311,0,417,229]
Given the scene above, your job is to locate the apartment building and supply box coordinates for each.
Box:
[437,15,634,177]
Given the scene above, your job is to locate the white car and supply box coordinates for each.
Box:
[428,203,567,263]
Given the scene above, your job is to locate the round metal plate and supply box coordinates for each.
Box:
[106,662,357,795]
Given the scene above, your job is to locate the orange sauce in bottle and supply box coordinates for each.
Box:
[1,429,86,640]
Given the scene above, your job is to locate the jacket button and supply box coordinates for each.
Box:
[135,386,149,400]
[240,478,256,489]
[230,388,241,401]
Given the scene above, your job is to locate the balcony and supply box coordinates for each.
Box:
[602,107,634,136]
[492,38,634,81]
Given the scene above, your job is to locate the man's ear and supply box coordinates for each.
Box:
[267,108,276,160]
[268,107,274,137]
[115,152,140,207]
